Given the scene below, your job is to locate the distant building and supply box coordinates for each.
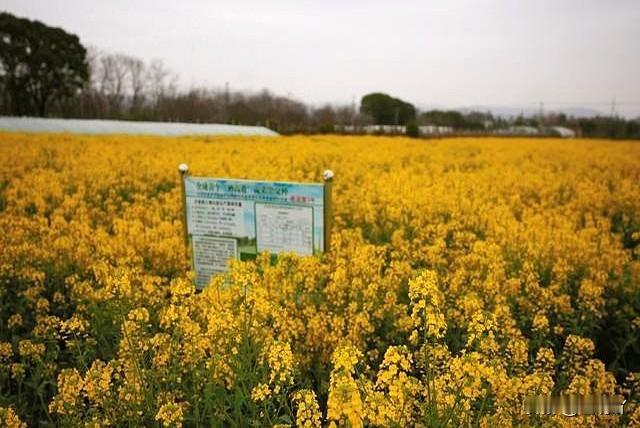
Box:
[362,125,406,134]
[550,126,576,138]
[419,125,454,136]
[335,124,406,134]
[499,125,540,136]
[338,124,457,136]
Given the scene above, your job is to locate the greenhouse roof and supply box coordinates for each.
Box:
[0,116,279,137]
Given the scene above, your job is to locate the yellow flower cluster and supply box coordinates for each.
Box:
[365,345,418,425]
[293,389,322,428]
[327,344,364,427]
[0,406,27,428]
[0,342,13,362]
[255,341,296,398]
[409,270,447,342]
[17,340,45,362]
[8,313,23,329]
[49,369,84,416]
[1,133,639,426]
[155,400,185,427]
[251,341,297,403]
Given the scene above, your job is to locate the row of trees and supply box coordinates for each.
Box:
[420,110,498,130]
[418,110,640,139]
[0,39,373,133]
[52,49,360,134]
[1,12,638,138]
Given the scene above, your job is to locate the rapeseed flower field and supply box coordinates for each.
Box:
[1,133,639,427]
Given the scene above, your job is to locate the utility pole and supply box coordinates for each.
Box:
[224,81,230,123]
[610,97,616,118]
[351,95,356,129]
[539,101,544,128]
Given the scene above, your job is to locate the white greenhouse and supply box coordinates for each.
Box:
[0,117,279,137]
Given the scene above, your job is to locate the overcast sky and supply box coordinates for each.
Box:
[4,0,640,116]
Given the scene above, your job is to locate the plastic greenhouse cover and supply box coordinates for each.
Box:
[0,116,279,137]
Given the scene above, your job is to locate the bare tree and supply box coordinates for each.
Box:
[98,54,129,115]
[37,46,372,134]
[312,104,336,132]
[85,46,102,88]
[147,59,167,101]
[121,56,144,114]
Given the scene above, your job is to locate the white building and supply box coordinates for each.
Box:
[550,126,576,138]
[501,125,540,136]
[361,125,406,134]
[419,125,454,136]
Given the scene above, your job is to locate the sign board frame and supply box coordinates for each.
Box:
[178,164,333,289]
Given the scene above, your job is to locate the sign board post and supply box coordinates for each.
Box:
[323,169,334,252]
[179,165,333,289]
[178,163,190,261]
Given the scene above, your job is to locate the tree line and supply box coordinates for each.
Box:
[0,12,373,133]
[1,11,638,138]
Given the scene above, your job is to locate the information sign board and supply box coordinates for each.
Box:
[181,173,328,289]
